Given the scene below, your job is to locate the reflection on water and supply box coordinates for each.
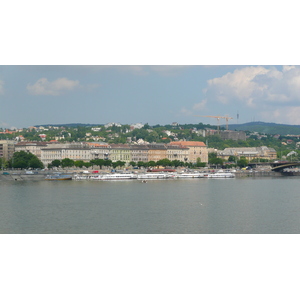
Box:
[0,177,299,233]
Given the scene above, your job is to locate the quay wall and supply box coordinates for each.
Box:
[0,174,47,181]
[235,171,282,178]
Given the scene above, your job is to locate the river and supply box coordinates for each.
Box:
[0,177,299,233]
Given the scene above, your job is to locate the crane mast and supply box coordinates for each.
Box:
[195,115,233,132]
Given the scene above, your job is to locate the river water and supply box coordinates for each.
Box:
[0,177,299,234]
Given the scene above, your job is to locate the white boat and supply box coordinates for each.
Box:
[45,174,72,181]
[137,173,170,180]
[73,173,137,180]
[175,172,202,178]
[91,173,137,180]
[202,170,235,178]
[73,175,90,180]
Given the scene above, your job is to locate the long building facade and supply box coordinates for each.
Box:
[39,142,208,167]
[217,146,277,161]
[12,141,279,167]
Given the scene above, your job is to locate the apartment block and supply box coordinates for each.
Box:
[130,145,149,163]
[0,140,15,161]
[166,145,189,162]
[147,144,168,162]
[169,141,208,163]
[41,147,92,166]
[15,142,49,159]
[109,144,131,164]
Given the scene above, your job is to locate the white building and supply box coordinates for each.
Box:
[15,142,49,159]
[41,147,93,166]
[0,140,15,161]
[104,122,122,128]
[130,123,144,129]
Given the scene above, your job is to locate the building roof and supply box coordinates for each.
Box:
[15,141,49,146]
[170,141,206,147]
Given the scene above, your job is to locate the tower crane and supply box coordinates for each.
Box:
[195,115,233,132]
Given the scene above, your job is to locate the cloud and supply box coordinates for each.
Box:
[201,66,300,108]
[180,107,193,116]
[260,106,300,125]
[0,80,4,94]
[27,77,79,96]
[187,66,300,124]
[193,99,207,111]
[0,121,10,128]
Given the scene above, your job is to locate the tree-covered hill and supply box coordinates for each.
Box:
[228,122,300,135]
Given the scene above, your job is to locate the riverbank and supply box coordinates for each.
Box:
[235,170,282,178]
[0,169,289,181]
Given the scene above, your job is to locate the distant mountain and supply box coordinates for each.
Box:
[227,122,300,135]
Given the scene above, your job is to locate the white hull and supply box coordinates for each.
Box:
[202,172,235,178]
[137,173,170,179]
[175,173,202,178]
[97,174,137,180]
[74,174,137,180]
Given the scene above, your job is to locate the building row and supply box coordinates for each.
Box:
[216,146,277,161]
[0,140,278,167]
[11,141,208,166]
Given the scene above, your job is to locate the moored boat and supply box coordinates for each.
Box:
[175,172,202,178]
[137,173,170,180]
[45,174,72,180]
[202,170,235,178]
[75,173,138,180]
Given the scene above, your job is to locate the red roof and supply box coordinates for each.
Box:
[170,141,206,147]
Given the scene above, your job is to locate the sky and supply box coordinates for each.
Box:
[2,65,300,129]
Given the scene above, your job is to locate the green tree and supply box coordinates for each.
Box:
[115,160,126,168]
[61,158,74,168]
[237,156,248,168]
[74,160,85,168]
[156,159,172,167]
[11,151,43,169]
[83,162,91,168]
[195,157,206,168]
[228,155,237,162]
[171,160,184,167]
[51,159,61,167]
[29,156,44,169]
[103,159,112,167]
[148,161,156,167]
[208,153,223,166]
[0,158,9,169]
[137,161,146,168]
[129,161,136,167]
[90,159,106,169]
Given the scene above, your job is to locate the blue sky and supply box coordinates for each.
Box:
[1,65,300,129]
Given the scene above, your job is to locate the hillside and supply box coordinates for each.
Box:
[227,122,300,135]
[34,121,300,136]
